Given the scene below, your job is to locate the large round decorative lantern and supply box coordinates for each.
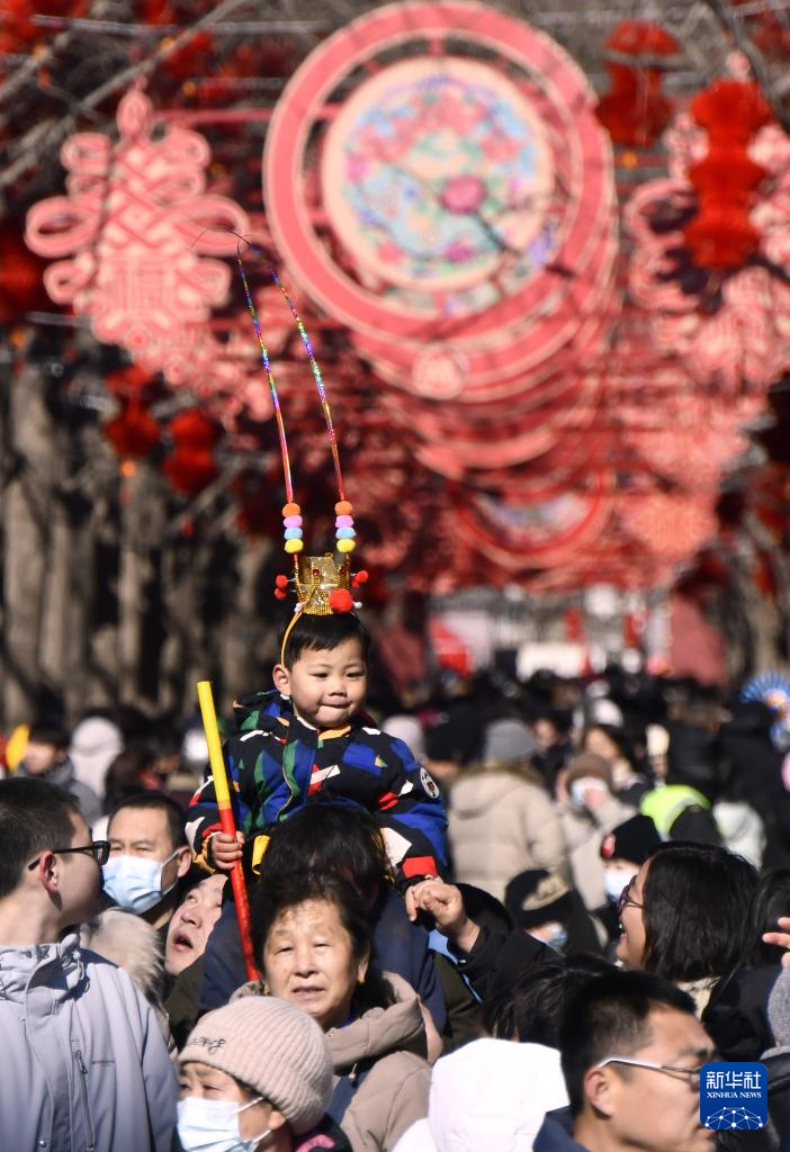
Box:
[264,0,618,425]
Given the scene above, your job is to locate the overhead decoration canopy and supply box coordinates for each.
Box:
[17,0,790,594]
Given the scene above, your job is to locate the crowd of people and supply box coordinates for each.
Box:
[2,609,790,1151]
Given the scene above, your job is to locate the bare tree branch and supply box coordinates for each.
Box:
[0,0,258,206]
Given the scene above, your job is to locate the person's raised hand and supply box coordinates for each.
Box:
[210,831,245,871]
[763,915,790,966]
[406,878,480,953]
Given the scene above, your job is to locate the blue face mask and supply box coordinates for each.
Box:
[102,849,179,914]
[529,923,568,952]
[177,1096,269,1152]
[545,925,568,952]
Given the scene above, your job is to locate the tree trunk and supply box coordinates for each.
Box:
[2,362,58,726]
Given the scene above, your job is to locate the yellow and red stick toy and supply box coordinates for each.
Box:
[197,680,258,981]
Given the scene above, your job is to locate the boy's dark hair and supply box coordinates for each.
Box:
[642,841,758,982]
[251,869,395,1015]
[559,971,696,1116]
[279,612,371,670]
[0,778,80,899]
[27,722,70,749]
[484,954,614,1045]
[256,803,389,900]
[108,791,188,850]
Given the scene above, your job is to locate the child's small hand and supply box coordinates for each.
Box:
[210,831,245,871]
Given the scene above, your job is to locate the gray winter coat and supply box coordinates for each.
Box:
[0,932,177,1151]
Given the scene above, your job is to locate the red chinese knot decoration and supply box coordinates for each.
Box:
[25,87,249,381]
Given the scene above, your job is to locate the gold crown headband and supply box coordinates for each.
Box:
[236,250,368,665]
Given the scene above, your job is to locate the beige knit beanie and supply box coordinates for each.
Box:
[180,997,333,1135]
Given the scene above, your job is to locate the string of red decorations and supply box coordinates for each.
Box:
[684,78,772,271]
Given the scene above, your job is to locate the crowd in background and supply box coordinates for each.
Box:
[2,656,790,1152]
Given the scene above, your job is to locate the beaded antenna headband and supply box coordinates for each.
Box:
[236,248,368,663]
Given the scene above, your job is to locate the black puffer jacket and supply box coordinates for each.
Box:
[715,1049,790,1152]
[703,965,781,1062]
[719,703,790,869]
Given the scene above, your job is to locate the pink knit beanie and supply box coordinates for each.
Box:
[180,997,333,1135]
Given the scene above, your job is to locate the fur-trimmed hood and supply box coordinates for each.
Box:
[80,907,163,1001]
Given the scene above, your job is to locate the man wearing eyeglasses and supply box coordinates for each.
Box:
[534,970,717,1152]
[0,776,176,1150]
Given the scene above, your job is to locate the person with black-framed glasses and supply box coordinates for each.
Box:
[534,970,717,1152]
[0,776,177,1151]
[26,839,111,870]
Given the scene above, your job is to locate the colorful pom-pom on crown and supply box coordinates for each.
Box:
[236,249,364,617]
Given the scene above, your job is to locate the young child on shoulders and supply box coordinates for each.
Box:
[187,610,447,889]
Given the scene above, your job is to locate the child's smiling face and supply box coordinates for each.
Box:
[274,637,368,729]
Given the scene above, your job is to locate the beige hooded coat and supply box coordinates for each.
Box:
[448,767,569,903]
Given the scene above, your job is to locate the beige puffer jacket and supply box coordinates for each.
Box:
[448,769,570,902]
[232,973,430,1152]
[328,972,431,1152]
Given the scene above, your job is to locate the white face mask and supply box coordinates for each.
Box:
[102,848,180,914]
[604,867,637,903]
[177,1096,270,1152]
[570,776,609,809]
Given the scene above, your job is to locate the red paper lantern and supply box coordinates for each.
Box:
[163,29,214,80]
[105,401,161,460]
[596,21,678,147]
[0,0,38,42]
[688,150,766,203]
[140,0,175,24]
[684,80,773,272]
[233,472,279,537]
[683,206,762,271]
[169,408,221,451]
[0,227,50,323]
[105,364,152,397]
[162,448,219,495]
[690,80,771,146]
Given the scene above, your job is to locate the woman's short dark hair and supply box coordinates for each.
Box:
[641,842,758,983]
[279,612,371,670]
[250,870,394,1014]
[584,723,639,771]
[102,743,158,815]
[256,803,390,900]
[747,869,790,966]
[484,954,615,1045]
